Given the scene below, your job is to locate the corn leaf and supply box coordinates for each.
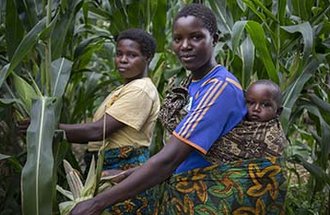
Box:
[0,154,10,160]
[5,0,24,60]
[281,22,314,61]
[12,72,38,113]
[51,58,73,97]
[56,185,74,201]
[21,97,57,215]
[281,55,325,131]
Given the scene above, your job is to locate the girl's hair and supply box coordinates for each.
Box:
[116,28,156,59]
[174,3,218,36]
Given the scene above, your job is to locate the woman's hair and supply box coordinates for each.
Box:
[116,28,156,59]
[250,80,282,106]
[174,3,218,36]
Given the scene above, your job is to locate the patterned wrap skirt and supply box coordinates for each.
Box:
[86,146,156,215]
[154,156,286,215]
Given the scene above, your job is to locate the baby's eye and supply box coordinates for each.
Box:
[261,102,272,107]
[128,53,137,58]
[246,100,254,106]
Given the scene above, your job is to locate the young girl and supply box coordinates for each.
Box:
[70,4,286,215]
[59,28,160,214]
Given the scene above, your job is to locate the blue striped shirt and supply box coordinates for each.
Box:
[173,65,247,174]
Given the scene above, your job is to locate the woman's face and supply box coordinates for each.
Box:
[172,15,215,76]
[115,39,148,83]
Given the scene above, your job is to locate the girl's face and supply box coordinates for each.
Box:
[245,84,279,122]
[172,15,216,78]
[115,39,148,83]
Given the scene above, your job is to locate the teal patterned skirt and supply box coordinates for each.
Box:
[97,146,156,215]
[154,156,287,215]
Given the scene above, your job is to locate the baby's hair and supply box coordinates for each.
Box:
[250,80,282,106]
[174,3,218,36]
[116,28,156,60]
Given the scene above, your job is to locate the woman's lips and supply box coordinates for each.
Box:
[180,55,195,62]
[118,67,128,72]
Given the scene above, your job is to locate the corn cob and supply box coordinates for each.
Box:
[63,160,83,200]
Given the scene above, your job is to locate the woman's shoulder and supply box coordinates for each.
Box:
[125,78,159,100]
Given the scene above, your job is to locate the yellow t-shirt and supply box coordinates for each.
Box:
[88,77,160,151]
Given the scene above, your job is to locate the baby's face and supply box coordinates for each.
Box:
[246,84,279,122]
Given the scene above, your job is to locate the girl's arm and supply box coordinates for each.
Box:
[59,114,125,143]
[70,135,194,215]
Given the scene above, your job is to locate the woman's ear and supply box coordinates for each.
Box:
[145,56,151,63]
[212,33,219,46]
[277,107,283,116]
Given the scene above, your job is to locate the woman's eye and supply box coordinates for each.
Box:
[173,37,181,43]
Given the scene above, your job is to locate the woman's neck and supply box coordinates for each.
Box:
[124,71,147,84]
[191,59,217,80]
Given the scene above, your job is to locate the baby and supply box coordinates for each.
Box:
[206,80,287,164]
[245,79,283,122]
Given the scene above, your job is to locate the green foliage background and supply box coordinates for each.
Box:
[0,0,329,214]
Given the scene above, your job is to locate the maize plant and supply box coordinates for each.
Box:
[57,157,113,215]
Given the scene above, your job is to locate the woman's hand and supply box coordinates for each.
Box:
[101,169,126,183]
[17,118,30,135]
[70,199,103,215]
[101,166,139,184]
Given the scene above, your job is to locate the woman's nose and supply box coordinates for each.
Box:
[119,55,128,63]
[181,39,191,50]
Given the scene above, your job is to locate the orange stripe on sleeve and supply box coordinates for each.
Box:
[173,131,207,155]
[226,77,243,90]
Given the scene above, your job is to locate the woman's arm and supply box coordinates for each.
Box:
[59,114,125,143]
[70,135,194,215]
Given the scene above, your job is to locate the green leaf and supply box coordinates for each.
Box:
[81,156,97,197]
[281,22,314,61]
[281,55,324,131]
[5,0,24,60]
[0,98,22,106]
[0,64,10,91]
[292,154,330,187]
[207,0,234,34]
[240,37,255,88]
[308,93,330,113]
[0,18,47,89]
[242,0,266,21]
[0,154,10,160]
[21,97,57,215]
[51,58,73,97]
[231,21,247,52]
[243,21,278,83]
[273,0,287,24]
[51,0,84,59]
[12,73,38,112]
[8,17,47,74]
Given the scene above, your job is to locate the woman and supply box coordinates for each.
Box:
[60,28,160,213]
[70,4,286,215]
